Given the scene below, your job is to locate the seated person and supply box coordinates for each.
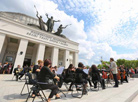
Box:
[52,66,58,74]
[90,65,105,89]
[64,64,76,91]
[120,66,128,83]
[38,59,61,102]
[75,62,88,94]
[29,65,34,73]
[13,65,24,81]
[32,60,43,80]
[24,65,31,73]
[3,62,9,74]
[51,66,64,88]
[83,66,92,87]
[0,63,2,74]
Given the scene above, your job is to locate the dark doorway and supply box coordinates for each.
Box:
[23,58,31,67]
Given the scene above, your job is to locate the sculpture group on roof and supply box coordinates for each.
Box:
[34,5,71,38]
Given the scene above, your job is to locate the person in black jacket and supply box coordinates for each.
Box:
[120,66,128,83]
[13,65,24,81]
[90,65,105,89]
[38,59,61,102]
[75,62,88,94]
[32,60,43,80]
[64,64,76,91]
[124,67,129,77]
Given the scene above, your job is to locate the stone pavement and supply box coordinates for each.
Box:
[0,75,138,102]
[132,95,138,102]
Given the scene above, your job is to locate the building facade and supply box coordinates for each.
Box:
[0,12,79,69]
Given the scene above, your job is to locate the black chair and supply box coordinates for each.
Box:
[25,82,48,102]
[105,74,113,87]
[12,74,16,80]
[71,82,88,98]
[71,73,88,98]
[91,73,101,91]
[20,73,35,95]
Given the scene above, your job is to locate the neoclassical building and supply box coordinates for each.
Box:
[0,12,79,69]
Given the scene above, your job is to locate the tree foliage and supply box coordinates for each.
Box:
[97,59,138,69]
[116,59,138,68]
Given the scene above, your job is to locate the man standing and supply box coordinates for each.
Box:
[105,58,119,87]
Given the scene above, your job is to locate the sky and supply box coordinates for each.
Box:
[1,0,138,66]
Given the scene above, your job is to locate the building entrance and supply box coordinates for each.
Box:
[23,58,31,67]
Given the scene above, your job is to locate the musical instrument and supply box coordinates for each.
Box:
[109,71,114,80]
[117,69,121,80]
[102,71,108,79]
[106,68,113,80]
[121,69,126,79]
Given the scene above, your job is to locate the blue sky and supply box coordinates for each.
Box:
[1,0,138,65]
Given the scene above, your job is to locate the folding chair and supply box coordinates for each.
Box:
[20,73,34,95]
[92,80,101,91]
[91,73,103,91]
[25,82,48,102]
[12,75,15,80]
[71,73,88,98]
[102,71,112,87]
[71,82,88,98]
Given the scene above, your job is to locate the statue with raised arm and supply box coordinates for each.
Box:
[36,11,46,31]
[45,13,60,32]
[55,24,71,36]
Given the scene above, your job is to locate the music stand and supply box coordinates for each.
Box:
[56,67,66,97]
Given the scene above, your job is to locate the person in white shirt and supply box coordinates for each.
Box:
[105,58,119,87]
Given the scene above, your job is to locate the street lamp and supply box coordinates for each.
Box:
[100,56,103,70]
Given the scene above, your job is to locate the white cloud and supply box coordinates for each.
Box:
[88,0,138,47]
[62,0,138,48]
[1,0,138,65]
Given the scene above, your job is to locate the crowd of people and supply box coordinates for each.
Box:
[0,62,13,74]
[1,58,138,102]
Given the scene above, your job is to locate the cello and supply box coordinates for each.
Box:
[117,69,121,80]
[122,69,126,79]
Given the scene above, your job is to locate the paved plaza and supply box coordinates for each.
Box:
[0,75,138,102]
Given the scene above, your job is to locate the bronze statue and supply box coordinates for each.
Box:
[34,5,45,31]
[55,24,71,36]
[45,13,60,32]
[36,12,46,31]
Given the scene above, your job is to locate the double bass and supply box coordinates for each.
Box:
[121,69,126,79]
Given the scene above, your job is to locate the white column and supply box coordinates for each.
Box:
[0,37,7,63]
[14,39,28,68]
[31,44,37,64]
[35,44,45,64]
[64,50,70,68]
[73,52,78,68]
[0,34,6,55]
[51,47,59,67]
